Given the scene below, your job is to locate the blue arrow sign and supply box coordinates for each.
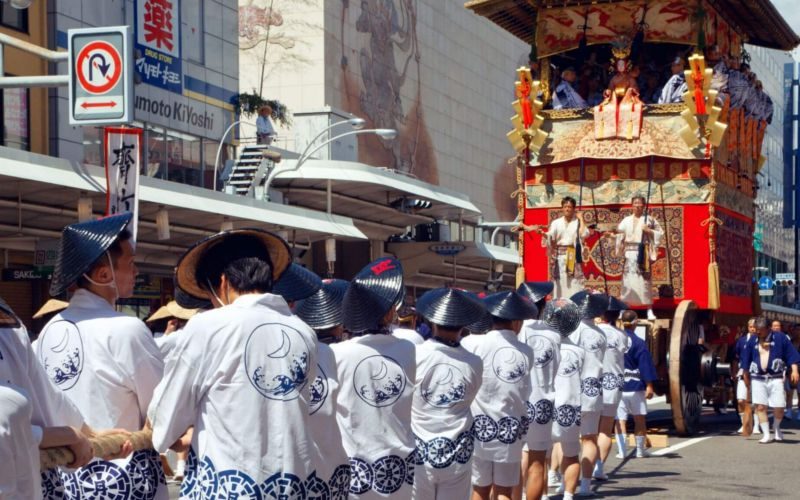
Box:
[758,276,774,290]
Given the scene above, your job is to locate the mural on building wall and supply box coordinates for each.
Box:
[239,0,317,94]
[337,0,439,184]
[333,0,522,222]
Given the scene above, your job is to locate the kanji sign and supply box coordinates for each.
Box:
[69,26,133,125]
[135,0,182,94]
[104,128,142,247]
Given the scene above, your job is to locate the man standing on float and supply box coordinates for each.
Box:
[610,195,663,313]
[518,197,588,299]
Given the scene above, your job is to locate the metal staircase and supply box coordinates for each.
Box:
[224,145,281,197]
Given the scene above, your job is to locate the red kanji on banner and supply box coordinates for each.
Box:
[143,0,174,52]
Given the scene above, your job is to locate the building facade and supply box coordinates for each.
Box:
[239,0,529,223]
[49,0,239,189]
[747,44,796,306]
[783,60,799,307]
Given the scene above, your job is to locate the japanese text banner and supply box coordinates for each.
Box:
[104,127,142,247]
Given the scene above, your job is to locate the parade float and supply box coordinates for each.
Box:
[466,0,799,434]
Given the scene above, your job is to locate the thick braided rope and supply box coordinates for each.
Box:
[39,429,153,470]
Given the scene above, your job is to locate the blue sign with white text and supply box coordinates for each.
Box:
[134,0,182,94]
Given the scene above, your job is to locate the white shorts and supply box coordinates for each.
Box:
[579,410,601,436]
[602,402,619,418]
[616,391,647,420]
[413,464,471,500]
[471,456,520,488]
[751,377,786,408]
[736,378,748,401]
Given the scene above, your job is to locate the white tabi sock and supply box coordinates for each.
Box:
[615,433,627,457]
[564,493,575,500]
[635,435,647,456]
[759,422,771,443]
[774,417,784,440]
[592,459,605,478]
[753,413,761,433]
[578,477,592,495]
[737,413,744,433]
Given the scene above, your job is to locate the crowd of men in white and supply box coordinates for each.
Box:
[3,210,797,500]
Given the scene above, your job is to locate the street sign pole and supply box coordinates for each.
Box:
[68,26,133,126]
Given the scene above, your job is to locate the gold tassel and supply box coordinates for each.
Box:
[516,266,526,288]
[708,262,720,310]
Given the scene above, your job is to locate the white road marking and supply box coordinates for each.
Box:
[650,436,712,456]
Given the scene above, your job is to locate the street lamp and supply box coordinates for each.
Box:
[263,125,397,200]
[2,0,34,9]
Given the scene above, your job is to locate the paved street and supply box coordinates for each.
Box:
[555,408,800,499]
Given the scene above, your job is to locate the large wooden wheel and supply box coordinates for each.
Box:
[669,300,704,436]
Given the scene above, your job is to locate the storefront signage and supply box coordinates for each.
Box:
[135,0,182,94]
[104,128,142,245]
[34,239,60,273]
[134,95,216,132]
[2,269,50,281]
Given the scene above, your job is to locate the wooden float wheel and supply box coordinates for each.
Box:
[669,300,704,436]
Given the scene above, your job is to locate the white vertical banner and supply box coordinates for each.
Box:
[104,127,143,247]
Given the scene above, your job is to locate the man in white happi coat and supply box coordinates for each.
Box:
[295,278,352,499]
[568,291,608,497]
[462,291,536,500]
[35,213,166,500]
[658,57,687,104]
[611,195,663,309]
[545,299,587,500]
[515,281,560,500]
[1,298,95,499]
[520,197,589,299]
[333,257,416,499]
[594,297,631,481]
[411,287,486,499]
[148,229,332,498]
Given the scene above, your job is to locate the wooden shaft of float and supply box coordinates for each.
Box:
[39,429,153,470]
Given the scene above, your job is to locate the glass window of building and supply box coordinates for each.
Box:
[1,86,30,151]
[166,129,203,187]
[203,138,230,190]
[146,124,167,179]
[0,3,28,32]
[182,0,204,63]
[82,126,103,167]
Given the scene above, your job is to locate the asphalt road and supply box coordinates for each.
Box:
[572,411,800,499]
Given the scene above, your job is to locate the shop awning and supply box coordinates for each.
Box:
[387,240,518,292]
[0,147,366,267]
[270,159,482,239]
